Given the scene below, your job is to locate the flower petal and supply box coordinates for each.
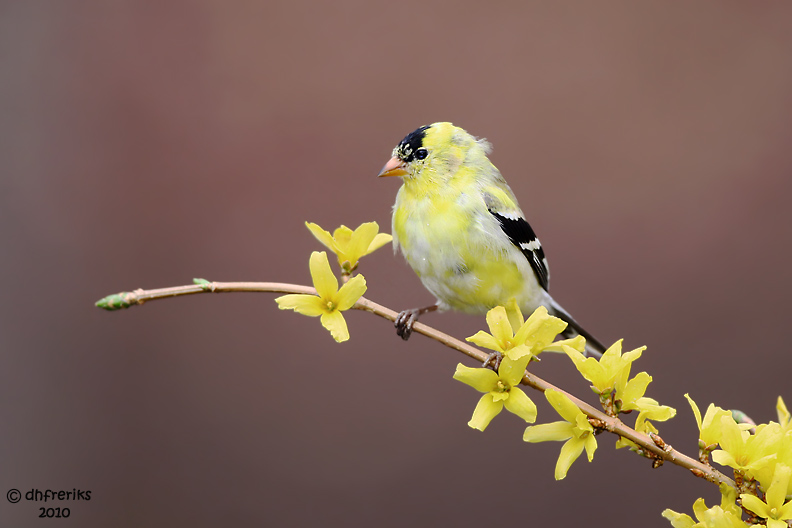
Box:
[555,438,585,480]
[517,306,568,351]
[711,450,738,469]
[599,339,623,369]
[491,391,509,403]
[504,388,537,423]
[684,394,703,430]
[691,498,707,522]
[485,306,513,343]
[618,372,652,409]
[751,423,785,466]
[523,421,574,443]
[347,222,379,261]
[503,344,532,362]
[367,232,393,254]
[613,360,632,395]
[778,396,791,429]
[766,464,792,511]
[305,222,338,253]
[335,274,367,310]
[513,305,550,343]
[453,364,499,393]
[309,251,338,300]
[743,454,777,475]
[331,226,353,262]
[621,346,645,365]
[466,331,502,352]
[583,433,598,461]
[575,413,593,434]
[719,483,739,514]
[499,355,531,386]
[700,406,731,447]
[528,319,568,351]
[275,294,325,316]
[545,389,584,424]
[634,399,676,422]
[468,394,503,431]
[779,498,792,521]
[563,347,606,391]
[717,415,745,454]
[739,494,771,518]
[320,311,349,342]
[661,510,696,528]
[504,298,524,332]
[614,436,637,450]
[332,225,354,247]
[542,335,586,353]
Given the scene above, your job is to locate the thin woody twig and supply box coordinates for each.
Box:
[95,280,734,488]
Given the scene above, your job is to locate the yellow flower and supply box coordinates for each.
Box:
[511,304,587,355]
[684,394,732,449]
[306,221,392,273]
[744,423,792,494]
[711,416,782,478]
[564,339,645,395]
[633,397,676,430]
[718,483,743,518]
[466,305,585,362]
[660,508,697,528]
[453,356,537,431]
[275,251,366,343]
[612,396,675,450]
[615,371,651,412]
[772,433,792,496]
[662,497,749,528]
[741,463,792,528]
[523,389,597,480]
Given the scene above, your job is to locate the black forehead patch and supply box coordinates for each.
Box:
[396,125,431,162]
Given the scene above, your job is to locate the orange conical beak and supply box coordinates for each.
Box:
[377,156,408,177]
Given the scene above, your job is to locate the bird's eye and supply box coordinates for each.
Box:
[415,148,428,160]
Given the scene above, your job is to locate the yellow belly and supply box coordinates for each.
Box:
[393,192,545,314]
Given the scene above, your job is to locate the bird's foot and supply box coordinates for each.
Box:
[482,351,503,371]
[395,309,419,340]
[394,304,438,341]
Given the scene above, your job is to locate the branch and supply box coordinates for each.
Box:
[95,280,734,488]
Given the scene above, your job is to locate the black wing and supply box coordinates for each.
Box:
[489,210,550,292]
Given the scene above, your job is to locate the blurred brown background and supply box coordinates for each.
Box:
[2,1,792,526]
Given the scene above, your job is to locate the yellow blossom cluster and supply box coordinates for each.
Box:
[663,396,792,528]
[456,305,678,480]
[452,302,586,434]
[465,301,585,363]
[305,221,391,274]
[273,219,792,528]
[275,222,390,342]
[455,305,596,479]
[524,389,598,480]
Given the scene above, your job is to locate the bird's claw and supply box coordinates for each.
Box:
[395,309,419,340]
[482,352,502,371]
[394,304,438,341]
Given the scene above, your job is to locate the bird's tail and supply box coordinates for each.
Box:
[547,298,606,358]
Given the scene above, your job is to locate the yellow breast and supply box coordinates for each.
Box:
[393,182,545,314]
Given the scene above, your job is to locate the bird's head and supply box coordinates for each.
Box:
[378,122,491,183]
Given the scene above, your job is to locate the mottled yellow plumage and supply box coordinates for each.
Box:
[379,122,605,356]
[388,122,546,314]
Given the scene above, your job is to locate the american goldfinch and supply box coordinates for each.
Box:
[378,122,605,357]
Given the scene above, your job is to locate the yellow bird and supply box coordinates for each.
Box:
[379,122,605,357]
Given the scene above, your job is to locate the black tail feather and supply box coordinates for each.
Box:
[547,300,606,358]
